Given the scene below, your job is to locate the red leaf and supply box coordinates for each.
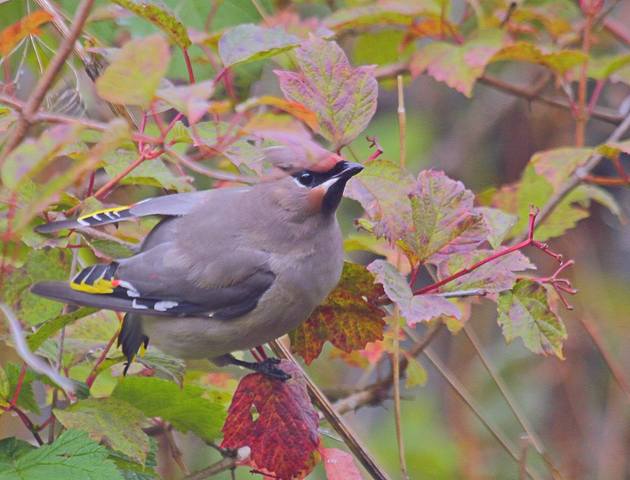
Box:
[320,447,363,480]
[221,361,320,479]
[290,263,386,365]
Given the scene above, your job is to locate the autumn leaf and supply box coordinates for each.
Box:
[345,159,414,242]
[368,259,461,326]
[497,279,567,359]
[490,43,587,75]
[290,263,385,365]
[221,360,320,480]
[0,10,52,56]
[404,170,487,264]
[410,29,505,97]
[324,2,440,31]
[96,35,170,108]
[156,80,215,124]
[275,36,378,148]
[219,23,300,67]
[320,447,363,480]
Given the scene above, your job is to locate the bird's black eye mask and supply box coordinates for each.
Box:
[290,161,348,188]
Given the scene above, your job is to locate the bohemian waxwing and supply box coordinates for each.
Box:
[31,155,363,380]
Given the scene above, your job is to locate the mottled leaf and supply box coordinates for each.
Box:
[96,35,170,108]
[490,42,587,74]
[410,30,505,97]
[219,23,300,67]
[0,10,52,56]
[369,260,460,325]
[112,0,191,48]
[156,80,214,124]
[320,447,363,480]
[290,263,385,365]
[112,376,226,442]
[497,279,567,359]
[221,361,319,479]
[275,36,378,148]
[530,147,594,190]
[54,398,149,464]
[437,250,535,293]
[405,170,486,264]
[0,429,123,480]
[345,160,414,242]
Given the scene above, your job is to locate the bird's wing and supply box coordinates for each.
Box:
[35,190,210,233]
[32,243,275,319]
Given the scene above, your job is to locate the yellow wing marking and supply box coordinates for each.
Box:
[77,205,130,221]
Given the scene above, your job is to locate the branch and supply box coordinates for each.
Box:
[0,0,96,163]
[373,62,623,126]
[269,340,392,480]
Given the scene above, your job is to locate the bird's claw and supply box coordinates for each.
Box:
[257,358,290,381]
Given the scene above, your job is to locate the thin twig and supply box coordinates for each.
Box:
[184,457,238,480]
[576,10,594,146]
[269,340,391,480]
[0,0,96,163]
[463,324,565,478]
[164,147,257,184]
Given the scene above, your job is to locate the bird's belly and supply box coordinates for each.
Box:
[139,281,315,360]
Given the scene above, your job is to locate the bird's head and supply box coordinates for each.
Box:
[265,156,363,220]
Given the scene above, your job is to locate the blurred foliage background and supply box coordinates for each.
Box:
[1,1,630,479]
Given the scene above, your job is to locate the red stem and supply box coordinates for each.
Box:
[182,48,196,83]
[86,329,119,388]
[10,363,27,406]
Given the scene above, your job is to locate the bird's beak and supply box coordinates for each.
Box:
[333,161,364,181]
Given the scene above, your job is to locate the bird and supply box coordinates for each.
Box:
[31,155,363,380]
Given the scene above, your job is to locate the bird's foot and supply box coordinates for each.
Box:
[224,355,291,381]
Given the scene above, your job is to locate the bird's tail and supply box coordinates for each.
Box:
[31,281,140,312]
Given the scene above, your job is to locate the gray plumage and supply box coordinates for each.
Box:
[32,161,362,373]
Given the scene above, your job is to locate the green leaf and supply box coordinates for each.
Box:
[112,0,191,49]
[54,398,150,464]
[88,239,136,259]
[27,307,98,351]
[0,429,123,480]
[109,437,158,480]
[325,1,441,31]
[368,260,461,325]
[588,54,630,80]
[530,147,594,191]
[4,364,39,414]
[497,279,567,359]
[112,376,226,442]
[103,150,192,192]
[1,124,82,189]
[219,23,300,67]
[96,34,171,108]
[477,207,517,249]
[410,29,505,97]
[491,42,588,75]
[0,366,9,405]
[405,355,428,388]
[275,36,378,149]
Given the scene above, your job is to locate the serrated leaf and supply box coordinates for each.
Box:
[405,170,487,264]
[112,376,225,442]
[345,160,414,242]
[112,0,190,48]
[96,35,170,108]
[0,429,123,480]
[490,42,587,74]
[410,29,505,97]
[368,260,461,326]
[320,447,363,480]
[156,80,215,124]
[437,250,535,294]
[219,23,300,67]
[275,36,377,148]
[4,364,40,414]
[497,279,567,359]
[221,361,320,480]
[290,262,385,364]
[54,398,150,464]
[27,307,98,351]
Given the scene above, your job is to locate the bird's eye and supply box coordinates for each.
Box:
[297,172,314,186]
